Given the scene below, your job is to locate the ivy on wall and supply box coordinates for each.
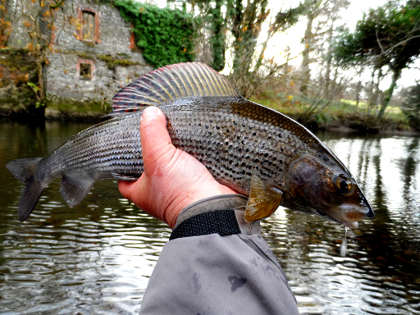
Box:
[114,0,197,68]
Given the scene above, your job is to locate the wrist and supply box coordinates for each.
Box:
[164,185,238,228]
[170,194,261,240]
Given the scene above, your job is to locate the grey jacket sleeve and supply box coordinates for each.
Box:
[140,196,299,315]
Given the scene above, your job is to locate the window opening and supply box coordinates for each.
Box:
[82,10,95,42]
[79,62,92,80]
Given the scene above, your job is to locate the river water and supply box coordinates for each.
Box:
[0,121,419,315]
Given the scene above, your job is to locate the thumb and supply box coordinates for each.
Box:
[118,106,171,200]
[140,106,174,175]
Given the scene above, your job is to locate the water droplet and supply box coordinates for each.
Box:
[340,226,348,257]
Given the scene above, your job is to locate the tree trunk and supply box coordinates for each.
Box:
[300,13,314,95]
[355,80,362,107]
[377,68,401,119]
[373,68,382,107]
[210,0,225,71]
[367,68,382,110]
[323,21,334,100]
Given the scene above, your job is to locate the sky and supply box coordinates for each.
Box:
[142,0,419,90]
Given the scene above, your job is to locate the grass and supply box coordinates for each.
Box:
[252,90,412,133]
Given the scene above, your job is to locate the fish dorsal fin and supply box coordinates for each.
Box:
[112,62,239,113]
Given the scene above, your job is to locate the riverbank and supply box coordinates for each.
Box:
[1,97,418,136]
[43,99,110,123]
[254,94,419,136]
[0,99,109,123]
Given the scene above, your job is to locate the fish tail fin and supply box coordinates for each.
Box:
[6,158,44,221]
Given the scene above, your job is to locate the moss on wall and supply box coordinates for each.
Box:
[54,49,143,70]
[0,48,41,118]
[46,97,111,114]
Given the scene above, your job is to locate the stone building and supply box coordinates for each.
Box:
[3,0,152,114]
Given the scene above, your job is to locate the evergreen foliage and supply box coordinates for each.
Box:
[114,0,197,68]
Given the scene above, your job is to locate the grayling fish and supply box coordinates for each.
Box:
[6,62,374,226]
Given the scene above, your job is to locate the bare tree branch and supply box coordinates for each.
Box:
[382,33,420,57]
[375,28,385,55]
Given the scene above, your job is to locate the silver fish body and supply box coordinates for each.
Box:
[7,63,374,226]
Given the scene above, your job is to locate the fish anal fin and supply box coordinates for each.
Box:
[244,175,283,222]
[60,171,95,207]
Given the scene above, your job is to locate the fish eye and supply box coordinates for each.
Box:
[335,175,355,196]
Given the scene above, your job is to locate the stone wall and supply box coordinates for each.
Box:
[5,0,38,49]
[46,0,152,104]
[3,0,152,117]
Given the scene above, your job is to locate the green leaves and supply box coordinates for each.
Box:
[114,0,197,68]
[333,0,420,69]
[332,0,420,118]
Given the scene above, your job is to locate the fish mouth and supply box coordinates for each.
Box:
[327,203,374,229]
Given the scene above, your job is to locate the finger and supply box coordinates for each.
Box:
[118,180,133,199]
[119,107,168,200]
[140,106,172,158]
[140,106,175,174]
[118,174,149,206]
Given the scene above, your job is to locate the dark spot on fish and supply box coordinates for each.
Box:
[228,275,247,292]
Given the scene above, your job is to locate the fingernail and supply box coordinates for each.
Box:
[142,106,160,121]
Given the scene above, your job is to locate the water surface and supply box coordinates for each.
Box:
[0,121,419,314]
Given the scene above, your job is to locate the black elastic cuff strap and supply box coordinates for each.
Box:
[170,210,241,240]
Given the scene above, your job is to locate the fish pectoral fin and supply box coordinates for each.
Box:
[244,175,283,222]
[60,171,95,207]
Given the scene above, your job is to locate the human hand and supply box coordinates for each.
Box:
[118,106,237,228]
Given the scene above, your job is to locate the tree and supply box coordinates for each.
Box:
[227,0,306,96]
[300,0,322,95]
[172,0,305,96]
[0,0,11,48]
[171,0,226,70]
[300,0,350,96]
[321,0,349,100]
[333,0,420,118]
[21,0,58,108]
[401,83,420,131]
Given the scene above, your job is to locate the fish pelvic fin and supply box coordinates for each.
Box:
[244,175,283,223]
[6,157,44,221]
[111,62,240,114]
[60,171,95,208]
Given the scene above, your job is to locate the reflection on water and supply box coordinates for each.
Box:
[0,121,419,315]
